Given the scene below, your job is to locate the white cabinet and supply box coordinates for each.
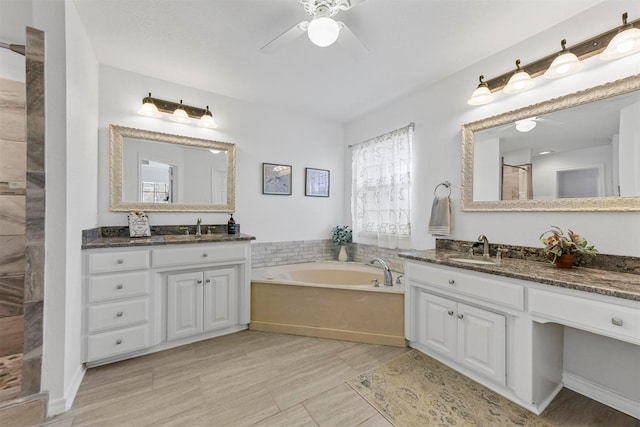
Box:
[417,290,506,385]
[84,250,152,362]
[83,241,250,366]
[167,267,237,341]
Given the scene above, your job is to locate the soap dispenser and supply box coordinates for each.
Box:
[227,214,236,235]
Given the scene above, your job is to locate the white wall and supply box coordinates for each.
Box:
[98,66,345,243]
[32,0,99,415]
[344,2,640,256]
[62,0,99,414]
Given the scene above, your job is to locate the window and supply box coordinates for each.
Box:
[350,124,413,249]
[141,181,170,203]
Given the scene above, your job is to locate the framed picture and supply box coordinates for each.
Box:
[263,163,292,195]
[305,168,330,197]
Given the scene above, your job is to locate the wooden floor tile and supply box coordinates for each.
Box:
[42,331,639,426]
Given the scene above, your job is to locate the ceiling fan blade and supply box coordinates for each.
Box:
[260,21,309,54]
[336,22,369,58]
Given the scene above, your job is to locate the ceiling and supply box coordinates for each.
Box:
[72,0,605,123]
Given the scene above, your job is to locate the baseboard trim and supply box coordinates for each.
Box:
[47,364,86,416]
[563,371,640,419]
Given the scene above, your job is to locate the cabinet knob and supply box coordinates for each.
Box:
[116,284,123,290]
[117,259,124,264]
[448,279,455,285]
[205,279,211,283]
[457,314,464,319]
[197,279,203,284]
[116,311,123,317]
[202,253,208,258]
[448,310,454,316]
[611,317,623,327]
[116,339,122,345]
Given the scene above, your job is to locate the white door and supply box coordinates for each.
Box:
[419,291,457,359]
[457,303,506,385]
[203,267,237,332]
[167,271,203,341]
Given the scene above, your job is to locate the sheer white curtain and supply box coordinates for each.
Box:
[350,124,413,249]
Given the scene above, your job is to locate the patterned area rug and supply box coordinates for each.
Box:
[347,349,555,426]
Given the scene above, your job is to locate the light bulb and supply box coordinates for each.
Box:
[198,106,217,128]
[515,118,537,132]
[170,100,190,123]
[307,17,340,47]
[601,27,640,60]
[544,52,583,78]
[138,93,160,117]
[467,76,493,106]
[503,69,534,94]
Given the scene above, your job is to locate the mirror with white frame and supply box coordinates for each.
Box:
[462,75,640,211]
[110,125,236,212]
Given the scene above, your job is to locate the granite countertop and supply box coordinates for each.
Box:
[82,233,256,250]
[400,249,640,302]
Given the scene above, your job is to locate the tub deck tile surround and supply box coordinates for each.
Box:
[251,263,406,347]
[400,248,640,301]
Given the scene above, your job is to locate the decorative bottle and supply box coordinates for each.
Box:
[227,214,236,234]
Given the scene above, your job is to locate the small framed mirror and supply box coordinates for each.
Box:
[109,125,236,212]
[461,75,640,211]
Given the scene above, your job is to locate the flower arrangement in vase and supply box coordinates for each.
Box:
[331,225,352,262]
[539,226,597,268]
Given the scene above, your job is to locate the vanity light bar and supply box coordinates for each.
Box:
[481,14,640,93]
[138,94,218,128]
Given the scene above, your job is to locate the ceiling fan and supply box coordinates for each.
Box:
[260,0,368,55]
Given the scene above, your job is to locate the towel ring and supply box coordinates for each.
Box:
[434,181,451,197]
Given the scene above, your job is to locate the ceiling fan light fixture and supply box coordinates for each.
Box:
[307,16,340,47]
[503,60,534,94]
[515,117,537,132]
[467,75,494,105]
[544,39,583,79]
[601,13,640,60]
[170,100,191,123]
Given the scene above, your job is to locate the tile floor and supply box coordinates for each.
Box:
[41,331,639,426]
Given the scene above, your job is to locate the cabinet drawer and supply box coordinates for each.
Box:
[406,262,524,310]
[88,271,149,303]
[87,324,149,362]
[89,250,149,274]
[87,299,149,333]
[529,288,640,344]
[152,244,247,268]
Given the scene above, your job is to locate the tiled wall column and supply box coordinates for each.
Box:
[22,26,46,398]
[0,69,27,401]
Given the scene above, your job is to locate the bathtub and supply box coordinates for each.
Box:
[250,262,406,347]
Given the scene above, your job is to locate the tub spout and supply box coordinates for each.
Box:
[369,258,393,286]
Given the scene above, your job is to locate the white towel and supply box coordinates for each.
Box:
[428,195,451,236]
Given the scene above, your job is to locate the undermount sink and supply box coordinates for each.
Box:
[449,257,498,265]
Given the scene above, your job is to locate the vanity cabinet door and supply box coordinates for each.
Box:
[414,288,506,386]
[167,271,204,341]
[457,303,506,386]
[203,267,237,332]
[418,291,457,359]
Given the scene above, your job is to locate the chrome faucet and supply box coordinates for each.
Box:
[196,217,202,236]
[369,258,393,286]
[477,234,490,258]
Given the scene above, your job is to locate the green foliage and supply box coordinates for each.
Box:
[539,226,598,264]
[331,225,352,246]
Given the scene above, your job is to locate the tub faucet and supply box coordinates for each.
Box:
[196,217,202,236]
[369,258,393,286]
